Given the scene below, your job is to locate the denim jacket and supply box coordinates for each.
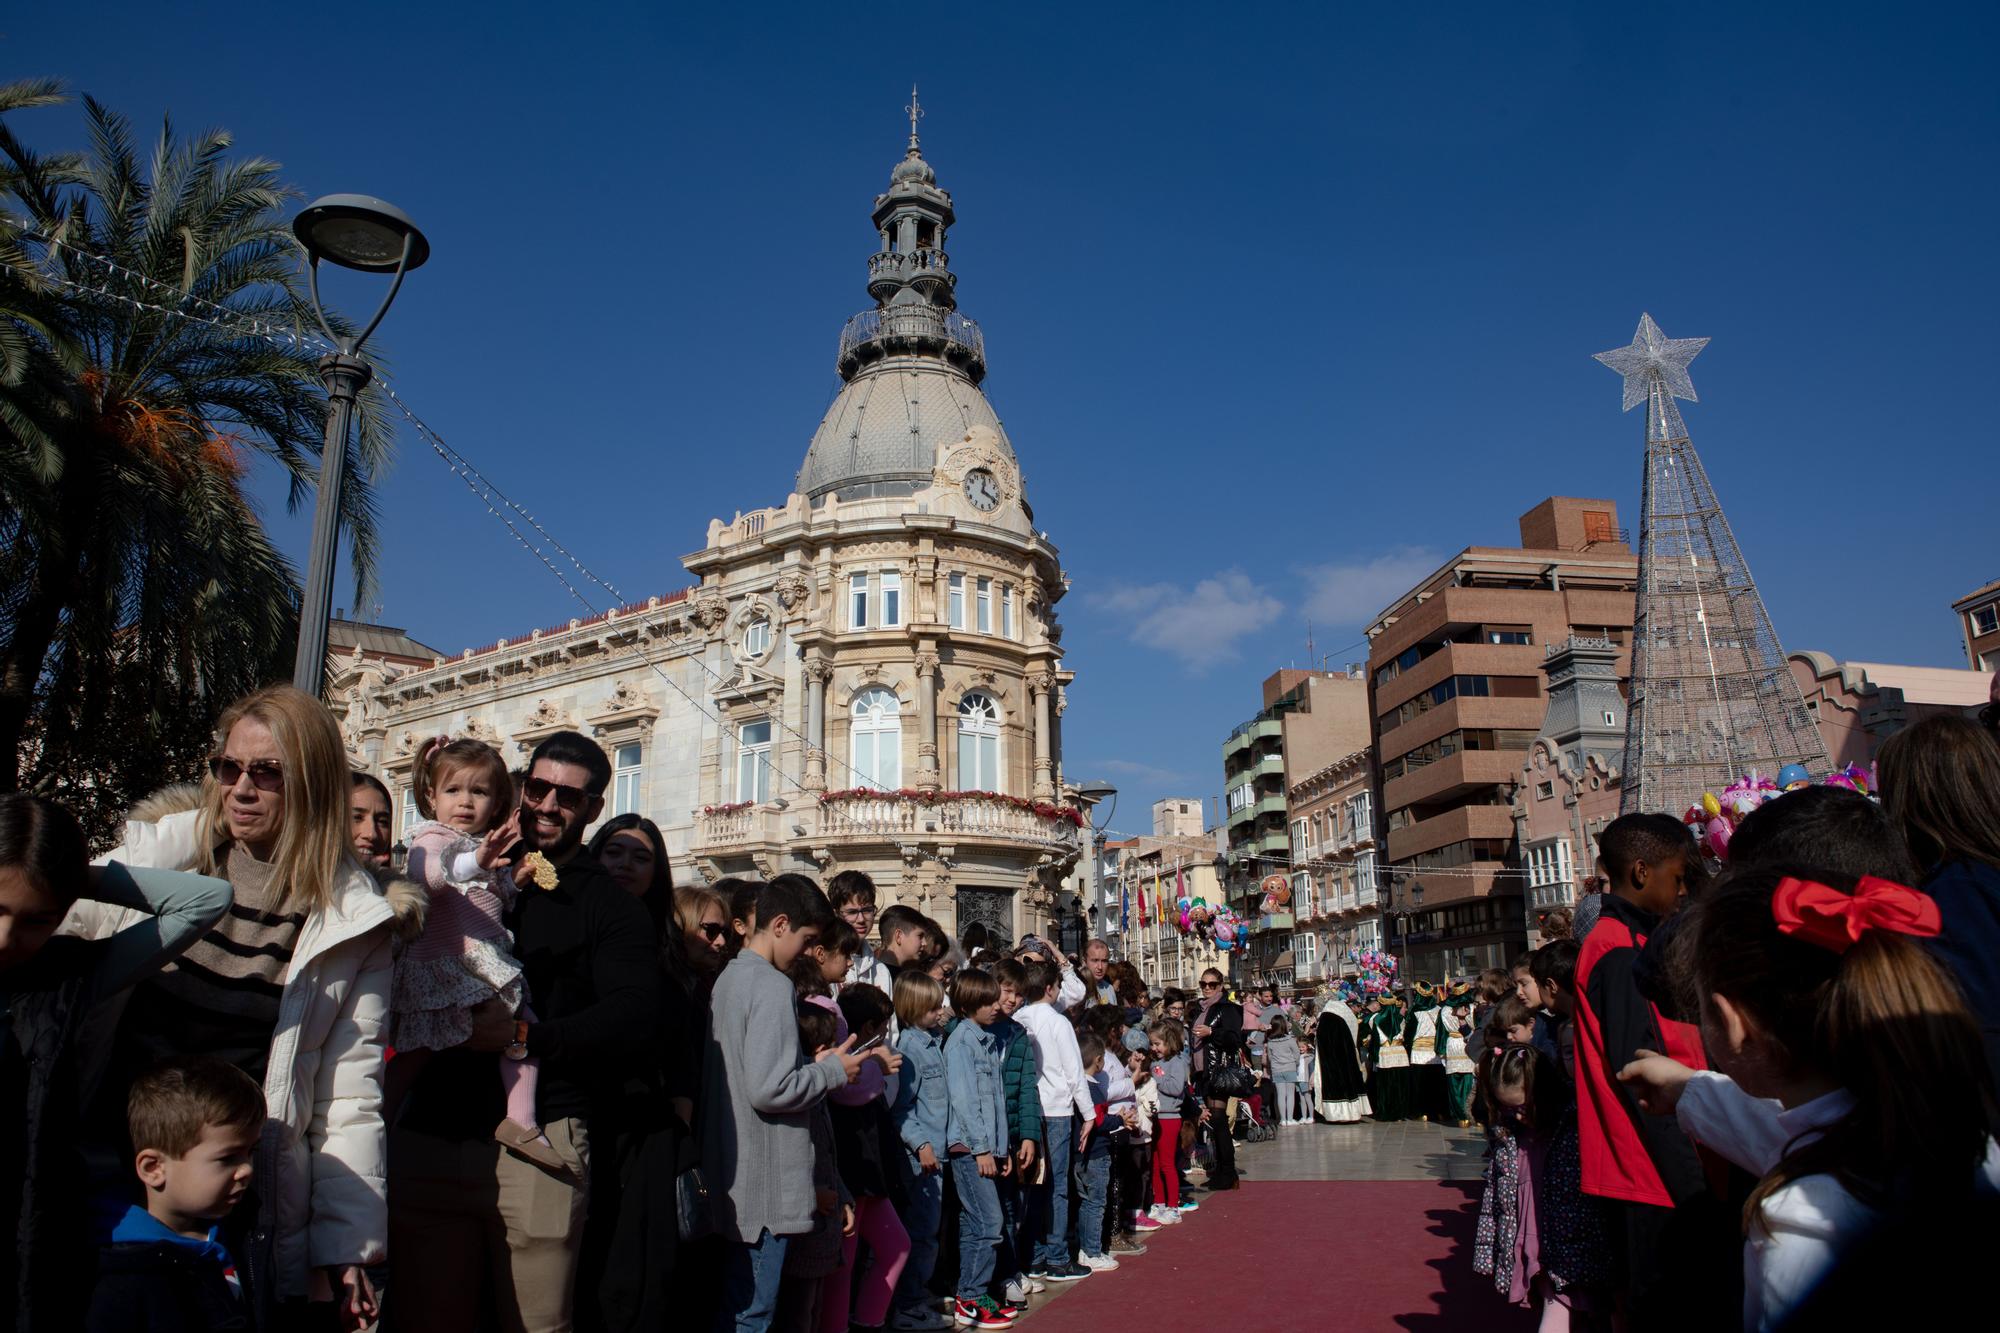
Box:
[893,1025,949,1160]
[944,1018,1008,1157]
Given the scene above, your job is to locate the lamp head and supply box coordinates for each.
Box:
[294,195,430,273]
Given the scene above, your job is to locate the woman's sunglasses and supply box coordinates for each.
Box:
[699,923,729,942]
[521,776,591,811]
[209,758,283,792]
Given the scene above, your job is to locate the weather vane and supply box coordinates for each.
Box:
[906,84,924,149]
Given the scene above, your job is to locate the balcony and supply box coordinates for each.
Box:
[1252,752,1285,781]
[837,306,986,382]
[692,792,1082,860]
[1384,747,1526,812]
[1222,716,1282,762]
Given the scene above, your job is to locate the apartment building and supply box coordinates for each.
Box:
[1954,578,2000,673]
[1222,669,1370,987]
[1287,747,1383,989]
[1364,497,1638,981]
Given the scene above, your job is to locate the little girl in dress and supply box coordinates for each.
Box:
[392,736,561,1173]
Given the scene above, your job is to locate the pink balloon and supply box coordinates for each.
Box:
[1705,818,1733,859]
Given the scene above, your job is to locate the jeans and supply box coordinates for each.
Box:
[1075,1129,1112,1257]
[894,1163,943,1313]
[995,1175,1024,1282]
[718,1228,790,1333]
[1032,1116,1074,1270]
[950,1155,1003,1302]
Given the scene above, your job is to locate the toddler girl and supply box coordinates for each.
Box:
[391,736,556,1171]
[1616,866,2000,1331]
[1146,1019,1190,1222]
[1474,1041,1606,1331]
[1264,1015,1303,1125]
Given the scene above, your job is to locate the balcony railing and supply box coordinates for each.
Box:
[696,793,1080,853]
[837,307,985,365]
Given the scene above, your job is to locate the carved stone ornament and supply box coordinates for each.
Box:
[1026,671,1056,694]
[460,716,496,743]
[603,680,647,714]
[913,651,941,677]
[773,569,811,612]
[525,698,565,730]
[804,654,834,685]
[393,731,417,757]
[693,594,730,636]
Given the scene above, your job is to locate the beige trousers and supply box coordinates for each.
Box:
[387,1117,590,1333]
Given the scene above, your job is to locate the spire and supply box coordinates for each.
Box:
[1596,315,1829,814]
[834,96,986,384]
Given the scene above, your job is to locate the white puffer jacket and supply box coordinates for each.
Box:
[72,802,395,1298]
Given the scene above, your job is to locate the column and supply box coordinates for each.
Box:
[914,649,941,790]
[804,654,831,792]
[1027,669,1055,799]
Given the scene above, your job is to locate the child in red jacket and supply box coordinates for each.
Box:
[1573,813,1723,1330]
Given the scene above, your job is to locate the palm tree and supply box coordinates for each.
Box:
[0,87,394,817]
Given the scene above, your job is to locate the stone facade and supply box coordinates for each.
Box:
[328,126,1081,946]
[1287,748,1382,990]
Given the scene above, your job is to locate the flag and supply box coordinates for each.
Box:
[1121,879,1130,933]
[1154,869,1166,927]
[1137,872,1148,927]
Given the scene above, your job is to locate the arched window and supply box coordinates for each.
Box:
[957,692,1002,792]
[850,687,902,790]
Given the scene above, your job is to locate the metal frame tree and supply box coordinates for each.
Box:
[1596,314,1828,815]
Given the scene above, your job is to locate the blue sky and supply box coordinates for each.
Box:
[12,3,1997,837]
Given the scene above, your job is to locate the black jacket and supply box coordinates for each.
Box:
[399,852,661,1136]
[83,1242,247,1333]
[1192,996,1244,1092]
[2,937,108,1333]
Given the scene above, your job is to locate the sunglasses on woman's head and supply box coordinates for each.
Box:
[209,757,283,792]
[521,776,590,811]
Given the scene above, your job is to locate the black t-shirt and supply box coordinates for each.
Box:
[397,852,660,1138]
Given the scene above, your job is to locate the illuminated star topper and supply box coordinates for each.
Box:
[1594,313,1709,412]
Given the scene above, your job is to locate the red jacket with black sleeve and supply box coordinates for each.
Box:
[1574,895,1709,1207]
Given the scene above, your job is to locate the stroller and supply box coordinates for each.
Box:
[1233,1088,1277,1143]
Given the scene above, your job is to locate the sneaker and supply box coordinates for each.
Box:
[1108,1234,1150,1255]
[1002,1278,1029,1305]
[1041,1261,1093,1282]
[1078,1252,1120,1272]
[1177,1199,1201,1213]
[985,1299,1023,1323]
[1149,1205,1182,1225]
[953,1299,1010,1330]
[891,1308,952,1332]
[1129,1211,1163,1232]
[1021,1276,1047,1294]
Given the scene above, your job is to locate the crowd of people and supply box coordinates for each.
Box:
[2,681,1998,1333]
[0,682,1304,1333]
[1456,713,2000,1332]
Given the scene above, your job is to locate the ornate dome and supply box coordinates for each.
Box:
[797,357,1015,501]
[891,149,935,187]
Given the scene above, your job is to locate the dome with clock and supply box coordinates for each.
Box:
[797,106,1022,505]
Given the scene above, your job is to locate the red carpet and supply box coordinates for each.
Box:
[1019,1180,1533,1333]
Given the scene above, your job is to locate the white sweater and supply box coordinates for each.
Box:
[1015,1000,1093,1120]
[1676,1070,2000,1331]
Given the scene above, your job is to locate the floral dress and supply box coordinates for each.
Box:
[390,819,526,1050]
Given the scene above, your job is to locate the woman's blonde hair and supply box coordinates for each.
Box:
[196,684,358,915]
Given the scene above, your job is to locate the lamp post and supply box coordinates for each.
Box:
[290,195,430,695]
[1393,874,1425,1008]
[1077,779,1118,953]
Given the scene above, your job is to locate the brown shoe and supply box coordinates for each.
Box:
[496,1118,572,1178]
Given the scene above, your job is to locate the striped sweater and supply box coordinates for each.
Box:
[117,845,304,1084]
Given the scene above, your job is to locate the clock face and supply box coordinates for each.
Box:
[963,467,1001,512]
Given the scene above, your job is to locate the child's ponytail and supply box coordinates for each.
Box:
[1689,864,1995,1232]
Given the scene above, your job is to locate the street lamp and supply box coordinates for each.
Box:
[290,195,430,695]
[1077,779,1118,950]
[1392,874,1425,1007]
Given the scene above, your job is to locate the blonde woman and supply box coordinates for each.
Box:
[74,684,405,1329]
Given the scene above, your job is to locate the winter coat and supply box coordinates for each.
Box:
[991,1015,1043,1147]
[72,798,406,1300]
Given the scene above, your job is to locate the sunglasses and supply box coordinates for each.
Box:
[699,923,729,942]
[521,776,591,812]
[1201,980,1223,989]
[210,758,283,792]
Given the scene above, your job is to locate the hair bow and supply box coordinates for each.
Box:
[423,735,450,763]
[1771,875,1942,955]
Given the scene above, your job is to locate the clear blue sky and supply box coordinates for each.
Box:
[13,3,1996,836]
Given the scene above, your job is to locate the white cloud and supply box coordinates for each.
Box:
[1297,547,1443,626]
[1087,568,1284,673]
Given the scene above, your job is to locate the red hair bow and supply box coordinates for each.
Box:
[1771,875,1942,955]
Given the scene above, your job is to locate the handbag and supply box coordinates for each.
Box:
[1206,1059,1254,1099]
[675,1108,715,1241]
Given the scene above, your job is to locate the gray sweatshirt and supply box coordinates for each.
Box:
[700,949,847,1241]
[1265,1035,1301,1078]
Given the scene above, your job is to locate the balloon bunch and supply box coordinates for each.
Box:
[1341,947,1399,1000]
[1682,763,1879,863]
